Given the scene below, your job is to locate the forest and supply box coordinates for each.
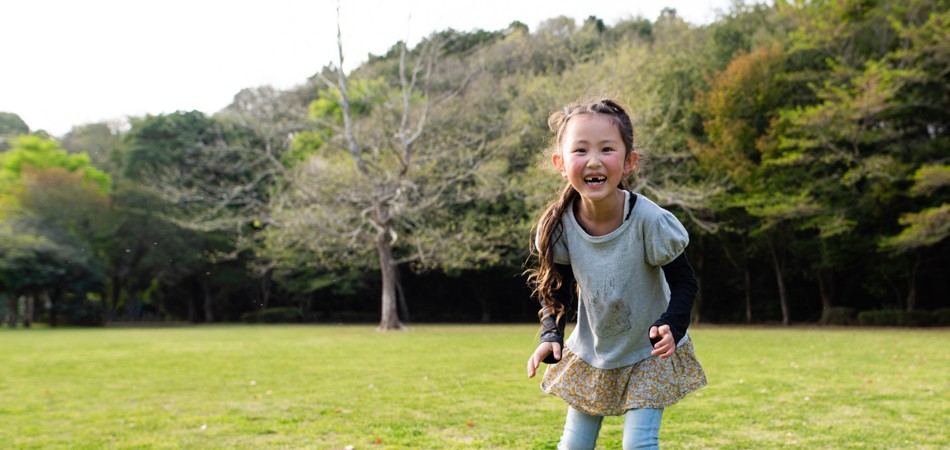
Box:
[2,0,948,329]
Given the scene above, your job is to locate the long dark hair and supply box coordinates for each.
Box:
[526,98,637,325]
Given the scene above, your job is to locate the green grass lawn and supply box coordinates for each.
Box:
[1,324,947,449]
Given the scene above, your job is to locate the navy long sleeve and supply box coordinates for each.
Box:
[538,263,574,364]
[651,252,698,346]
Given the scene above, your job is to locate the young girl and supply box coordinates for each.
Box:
[526,98,706,449]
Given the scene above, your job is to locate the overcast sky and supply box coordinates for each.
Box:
[1,0,737,137]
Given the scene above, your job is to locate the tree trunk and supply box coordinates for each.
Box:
[744,267,753,324]
[187,292,198,323]
[301,294,312,318]
[473,273,492,323]
[818,270,835,310]
[906,253,920,312]
[24,295,34,328]
[466,270,492,323]
[49,295,58,327]
[261,271,271,310]
[376,226,405,331]
[395,270,410,324]
[690,243,704,325]
[719,234,752,323]
[49,288,62,327]
[109,274,124,323]
[126,296,138,321]
[202,280,215,323]
[478,293,492,323]
[7,294,19,328]
[767,234,790,326]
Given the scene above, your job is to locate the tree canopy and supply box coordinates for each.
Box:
[3,1,947,328]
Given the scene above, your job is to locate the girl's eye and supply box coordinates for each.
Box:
[573,148,587,153]
[603,147,615,152]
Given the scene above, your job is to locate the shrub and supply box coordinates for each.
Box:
[857,309,934,327]
[330,310,378,323]
[933,308,950,326]
[858,310,894,326]
[902,310,935,327]
[61,298,104,326]
[301,310,329,323]
[819,307,856,326]
[241,307,302,324]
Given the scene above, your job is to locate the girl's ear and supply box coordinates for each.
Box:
[552,152,567,178]
[624,151,639,175]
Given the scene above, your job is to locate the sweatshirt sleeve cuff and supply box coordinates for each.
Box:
[651,319,685,346]
[539,322,563,364]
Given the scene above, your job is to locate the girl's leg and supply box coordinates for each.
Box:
[558,406,604,450]
[621,408,664,450]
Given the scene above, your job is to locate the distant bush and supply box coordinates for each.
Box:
[301,310,329,323]
[857,309,935,327]
[241,307,302,324]
[903,310,935,326]
[330,310,378,323]
[932,308,950,326]
[61,298,104,326]
[858,310,897,326]
[819,307,856,326]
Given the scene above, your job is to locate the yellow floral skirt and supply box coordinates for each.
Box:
[540,339,706,416]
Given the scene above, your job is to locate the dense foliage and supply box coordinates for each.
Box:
[1,0,947,327]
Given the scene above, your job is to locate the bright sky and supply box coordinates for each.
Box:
[1,0,736,137]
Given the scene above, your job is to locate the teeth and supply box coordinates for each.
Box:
[584,176,606,183]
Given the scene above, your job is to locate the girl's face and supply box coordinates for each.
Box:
[553,113,637,204]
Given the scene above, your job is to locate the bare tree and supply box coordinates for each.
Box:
[264,5,498,331]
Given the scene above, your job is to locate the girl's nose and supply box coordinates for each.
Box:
[587,156,602,168]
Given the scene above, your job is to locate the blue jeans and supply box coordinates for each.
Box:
[557,406,664,450]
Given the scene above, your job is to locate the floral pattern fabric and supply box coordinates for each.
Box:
[540,340,706,416]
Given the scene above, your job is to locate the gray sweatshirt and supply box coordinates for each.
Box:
[551,191,690,369]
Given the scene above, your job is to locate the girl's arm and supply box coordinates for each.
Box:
[652,252,698,347]
[538,263,574,364]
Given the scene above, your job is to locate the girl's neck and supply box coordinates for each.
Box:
[574,189,626,236]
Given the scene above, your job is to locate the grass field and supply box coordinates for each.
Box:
[1,324,947,449]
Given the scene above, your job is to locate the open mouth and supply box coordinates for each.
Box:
[584,176,607,185]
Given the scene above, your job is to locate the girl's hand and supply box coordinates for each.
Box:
[650,325,675,359]
[527,341,562,378]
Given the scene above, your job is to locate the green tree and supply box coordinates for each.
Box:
[1,136,110,209]
[265,11,514,330]
[0,224,99,327]
[60,122,124,174]
[0,136,111,326]
[694,44,795,323]
[0,112,30,151]
[119,111,256,322]
[215,84,315,308]
[92,182,211,321]
[769,0,950,311]
[881,165,950,252]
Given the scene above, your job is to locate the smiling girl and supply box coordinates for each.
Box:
[526,98,706,449]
